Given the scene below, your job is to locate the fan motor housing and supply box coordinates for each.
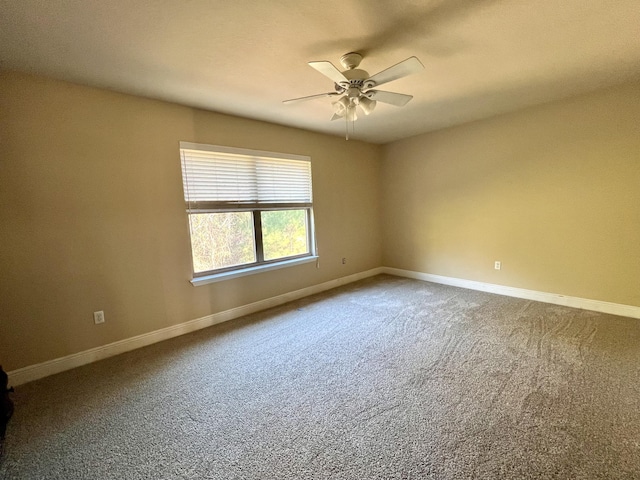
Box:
[337,68,370,95]
[343,68,369,81]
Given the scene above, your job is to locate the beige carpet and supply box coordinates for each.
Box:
[1,275,639,479]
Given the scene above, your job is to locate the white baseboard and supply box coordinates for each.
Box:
[383,267,640,320]
[11,266,637,386]
[8,267,384,386]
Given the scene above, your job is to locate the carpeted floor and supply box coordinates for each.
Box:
[1,275,639,479]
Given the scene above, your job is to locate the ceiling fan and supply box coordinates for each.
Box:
[283,52,424,127]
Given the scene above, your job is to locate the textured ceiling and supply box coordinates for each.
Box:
[1,0,639,143]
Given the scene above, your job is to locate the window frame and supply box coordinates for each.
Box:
[179,142,317,284]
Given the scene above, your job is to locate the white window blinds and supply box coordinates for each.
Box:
[180,142,312,209]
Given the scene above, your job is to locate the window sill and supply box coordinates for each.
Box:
[190,256,319,286]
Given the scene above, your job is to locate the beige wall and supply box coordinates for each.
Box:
[0,72,383,371]
[382,81,640,307]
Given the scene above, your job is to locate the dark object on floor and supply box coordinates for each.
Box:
[0,366,14,458]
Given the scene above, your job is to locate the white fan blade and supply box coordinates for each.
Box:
[367,90,413,106]
[309,61,348,84]
[366,56,424,87]
[283,92,340,104]
[330,113,343,121]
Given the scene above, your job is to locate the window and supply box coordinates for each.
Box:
[179,142,316,283]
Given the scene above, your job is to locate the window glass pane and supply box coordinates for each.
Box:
[189,212,256,272]
[261,210,309,261]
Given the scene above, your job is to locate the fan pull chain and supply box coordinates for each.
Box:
[345,115,349,140]
[345,111,356,141]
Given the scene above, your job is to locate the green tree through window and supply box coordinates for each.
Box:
[262,210,308,261]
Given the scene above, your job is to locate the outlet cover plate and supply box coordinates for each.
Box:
[94,310,105,324]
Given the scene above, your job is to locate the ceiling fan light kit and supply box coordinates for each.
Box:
[359,96,376,115]
[284,52,424,139]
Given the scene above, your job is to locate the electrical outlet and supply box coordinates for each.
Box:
[93,310,105,324]
[342,257,347,264]
[494,261,501,270]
